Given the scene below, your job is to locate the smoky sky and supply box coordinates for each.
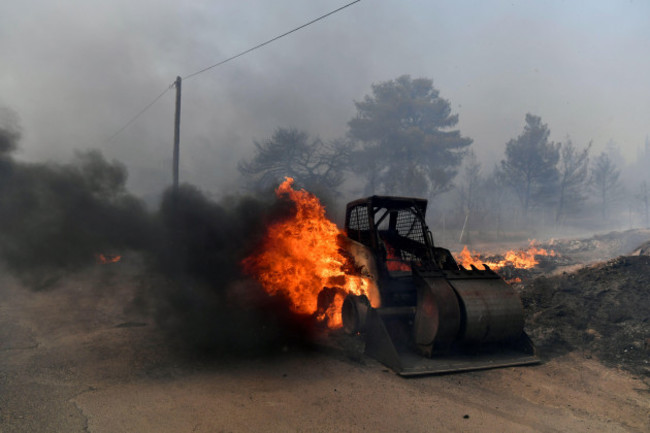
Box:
[1,0,649,200]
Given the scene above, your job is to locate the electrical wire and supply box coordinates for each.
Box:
[104,0,361,144]
[105,84,173,144]
[182,0,361,81]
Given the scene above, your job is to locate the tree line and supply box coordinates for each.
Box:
[454,114,647,239]
[237,75,648,236]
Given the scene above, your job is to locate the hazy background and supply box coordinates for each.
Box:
[1,0,649,203]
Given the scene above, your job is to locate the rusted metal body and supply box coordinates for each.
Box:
[341,196,538,375]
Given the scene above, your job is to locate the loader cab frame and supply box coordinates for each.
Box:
[345,196,457,274]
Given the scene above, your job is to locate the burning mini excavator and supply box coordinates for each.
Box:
[339,196,539,376]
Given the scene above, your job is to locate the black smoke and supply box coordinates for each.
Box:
[0,124,315,355]
[0,145,151,289]
[146,184,315,355]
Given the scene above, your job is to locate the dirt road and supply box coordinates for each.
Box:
[1,265,649,433]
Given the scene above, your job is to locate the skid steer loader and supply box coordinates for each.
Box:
[340,196,538,376]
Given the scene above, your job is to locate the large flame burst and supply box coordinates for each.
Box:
[241,178,371,328]
[455,241,556,270]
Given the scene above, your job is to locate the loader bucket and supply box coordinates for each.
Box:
[364,305,539,376]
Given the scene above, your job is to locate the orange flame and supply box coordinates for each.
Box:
[454,241,555,270]
[241,178,372,328]
[95,253,121,264]
[384,242,411,272]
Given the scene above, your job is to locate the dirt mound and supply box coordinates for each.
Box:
[521,255,650,380]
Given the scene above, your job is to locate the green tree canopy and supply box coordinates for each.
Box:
[238,127,351,194]
[348,75,472,197]
[499,114,560,217]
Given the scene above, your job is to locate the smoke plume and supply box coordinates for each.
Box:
[0,125,314,355]
[146,184,315,355]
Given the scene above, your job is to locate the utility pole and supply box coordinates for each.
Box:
[173,76,182,192]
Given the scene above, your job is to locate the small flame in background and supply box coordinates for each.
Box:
[454,241,556,270]
[241,178,372,328]
[95,253,122,264]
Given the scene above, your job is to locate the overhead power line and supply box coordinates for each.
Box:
[182,0,361,81]
[105,85,173,143]
[104,0,361,144]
